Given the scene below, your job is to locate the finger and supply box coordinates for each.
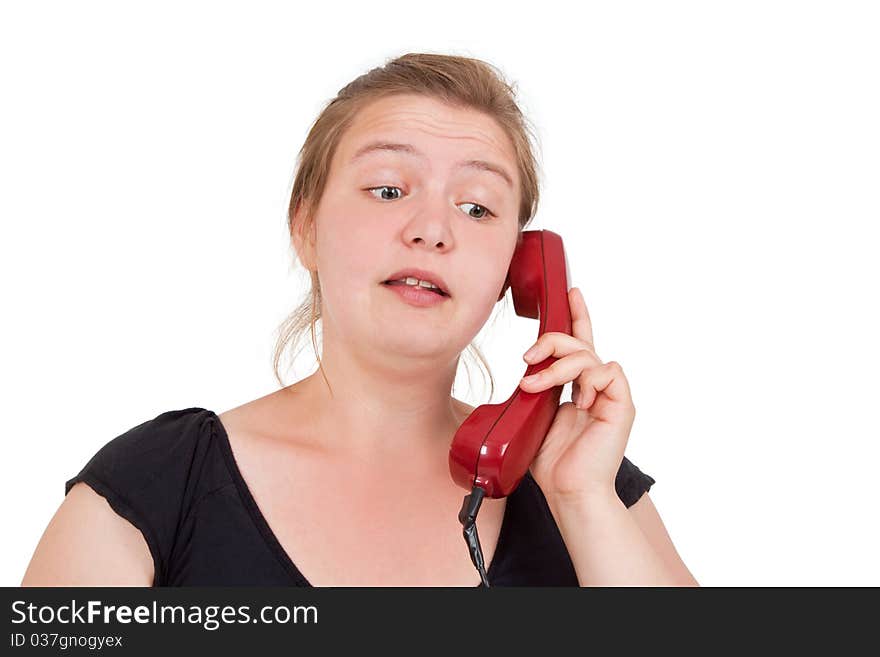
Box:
[520,349,597,391]
[575,360,633,409]
[569,287,595,353]
[523,331,600,365]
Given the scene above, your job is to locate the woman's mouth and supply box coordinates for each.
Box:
[381,280,450,307]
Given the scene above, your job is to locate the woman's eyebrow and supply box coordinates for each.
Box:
[349,141,514,189]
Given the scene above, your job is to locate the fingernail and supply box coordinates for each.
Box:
[523,346,538,361]
[521,373,540,383]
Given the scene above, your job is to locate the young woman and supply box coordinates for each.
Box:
[22,53,697,587]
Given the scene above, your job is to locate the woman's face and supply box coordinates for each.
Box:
[299,93,522,366]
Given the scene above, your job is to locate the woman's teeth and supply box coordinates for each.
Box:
[385,277,445,295]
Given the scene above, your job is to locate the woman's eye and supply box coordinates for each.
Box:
[365,186,495,220]
[367,185,403,201]
[458,202,494,220]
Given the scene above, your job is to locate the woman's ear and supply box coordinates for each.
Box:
[291,198,317,271]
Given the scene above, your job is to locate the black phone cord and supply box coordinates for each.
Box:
[458,485,491,587]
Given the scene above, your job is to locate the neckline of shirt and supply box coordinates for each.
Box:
[206,408,514,587]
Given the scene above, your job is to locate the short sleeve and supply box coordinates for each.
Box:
[614,456,656,507]
[64,407,213,586]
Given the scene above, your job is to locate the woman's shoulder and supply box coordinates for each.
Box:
[64,407,218,497]
[63,406,229,585]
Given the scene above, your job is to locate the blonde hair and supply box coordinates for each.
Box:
[273,52,543,402]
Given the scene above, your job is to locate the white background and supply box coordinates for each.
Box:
[2,1,878,586]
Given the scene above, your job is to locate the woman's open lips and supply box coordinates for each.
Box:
[381,280,450,308]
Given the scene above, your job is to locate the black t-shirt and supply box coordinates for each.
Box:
[64,407,656,586]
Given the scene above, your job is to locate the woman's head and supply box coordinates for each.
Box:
[274,53,542,400]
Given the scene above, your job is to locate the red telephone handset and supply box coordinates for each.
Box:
[450,230,572,585]
[449,229,573,499]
